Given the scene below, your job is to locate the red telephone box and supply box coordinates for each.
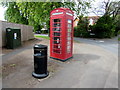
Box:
[50,8,74,61]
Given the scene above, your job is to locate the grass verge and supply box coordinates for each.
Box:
[34,35,50,40]
[74,40,80,43]
[118,38,120,41]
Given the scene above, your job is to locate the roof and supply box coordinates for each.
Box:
[50,7,73,13]
[87,16,100,19]
[74,17,79,21]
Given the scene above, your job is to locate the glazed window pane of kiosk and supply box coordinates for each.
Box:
[68,24,71,28]
[50,8,74,61]
[68,19,72,23]
[53,32,61,36]
[53,44,61,48]
[53,19,61,22]
[52,19,61,54]
[68,29,71,32]
[53,28,61,31]
[54,37,60,40]
[53,40,60,44]
[67,19,72,53]
[53,23,61,27]
[53,19,61,27]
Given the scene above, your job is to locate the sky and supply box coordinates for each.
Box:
[0,0,117,21]
[0,6,7,21]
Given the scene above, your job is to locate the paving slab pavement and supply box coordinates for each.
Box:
[34,42,118,88]
[1,38,118,88]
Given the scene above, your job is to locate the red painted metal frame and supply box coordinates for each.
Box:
[50,8,74,61]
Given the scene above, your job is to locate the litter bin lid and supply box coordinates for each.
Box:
[34,44,47,49]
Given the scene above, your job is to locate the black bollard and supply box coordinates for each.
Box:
[32,44,49,79]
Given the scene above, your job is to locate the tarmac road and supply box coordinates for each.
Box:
[74,37,118,54]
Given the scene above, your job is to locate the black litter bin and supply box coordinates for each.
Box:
[32,44,49,79]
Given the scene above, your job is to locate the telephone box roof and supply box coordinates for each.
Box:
[50,7,73,13]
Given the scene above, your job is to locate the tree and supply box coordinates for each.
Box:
[2,2,63,31]
[92,15,115,38]
[62,0,92,17]
[16,2,64,30]
[2,1,92,32]
[4,2,28,24]
[74,0,92,17]
[114,15,120,35]
[74,16,89,37]
[92,0,120,20]
[91,0,120,37]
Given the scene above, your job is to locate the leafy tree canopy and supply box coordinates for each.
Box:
[92,15,115,38]
[2,1,92,31]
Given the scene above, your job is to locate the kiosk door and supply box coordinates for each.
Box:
[52,19,62,54]
[67,19,72,53]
